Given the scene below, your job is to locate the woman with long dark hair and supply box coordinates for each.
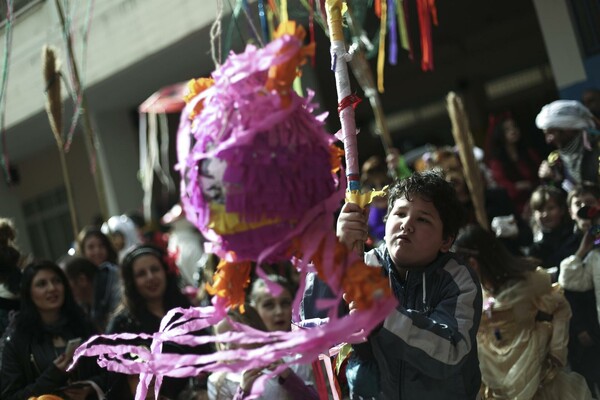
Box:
[106,244,206,399]
[454,224,591,400]
[486,116,541,217]
[0,261,104,399]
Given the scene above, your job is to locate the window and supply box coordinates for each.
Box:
[23,187,75,261]
[568,0,600,56]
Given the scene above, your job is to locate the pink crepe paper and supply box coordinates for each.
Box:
[68,30,398,399]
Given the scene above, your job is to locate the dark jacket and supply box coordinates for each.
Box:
[362,245,482,400]
[106,304,212,400]
[528,222,579,276]
[92,262,121,331]
[0,322,103,399]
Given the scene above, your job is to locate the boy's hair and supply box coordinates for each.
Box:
[386,170,465,240]
[567,182,600,207]
[64,256,97,281]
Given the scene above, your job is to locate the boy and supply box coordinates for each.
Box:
[338,170,482,400]
[64,256,121,332]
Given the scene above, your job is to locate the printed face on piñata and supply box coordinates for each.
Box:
[199,157,226,205]
[178,29,341,262]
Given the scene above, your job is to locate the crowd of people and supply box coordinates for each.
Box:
[0,92,599,399]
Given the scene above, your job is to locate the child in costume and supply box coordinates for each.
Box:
[455,224,592,400]
[337,170,482,400]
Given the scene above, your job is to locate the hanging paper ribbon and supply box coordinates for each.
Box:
[281,0,288,23]
[396,0,410,53]
[258,0,270,43]
[377,0,387,93]
[387,0,398,65]
[309,0,316,66]
[417,0,436,71]
[374,0,381,18]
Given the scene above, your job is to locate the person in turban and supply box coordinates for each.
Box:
[536,100,597,191]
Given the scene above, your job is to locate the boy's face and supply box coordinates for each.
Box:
[534,198,564,232]
[68,274,92,305]
[569,193,599,232]
[385,195,453,270]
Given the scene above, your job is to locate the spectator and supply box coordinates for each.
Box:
[0,218,21,336]
[0,261,105,399]
[536,100,597,191]
[64,257,119,332]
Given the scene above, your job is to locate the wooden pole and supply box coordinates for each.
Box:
[42,46,79,241]
[446,92,488,229]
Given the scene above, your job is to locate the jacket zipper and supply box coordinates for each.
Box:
[399,271,411,400]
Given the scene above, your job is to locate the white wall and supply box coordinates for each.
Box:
[2,0,218,129]
[532,0,587,89]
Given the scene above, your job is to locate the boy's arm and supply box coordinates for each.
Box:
[376,260,481,380]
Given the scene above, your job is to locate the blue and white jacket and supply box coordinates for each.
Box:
[363,244,482,400]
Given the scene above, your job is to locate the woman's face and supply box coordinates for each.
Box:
[132,255,167,303]
[253,287,293,332]
[534,198,565,232]
[83,235,108,266]
[502,119,521,144]
[31,269,65,314]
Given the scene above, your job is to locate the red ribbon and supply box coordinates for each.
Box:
[337,93,362,114]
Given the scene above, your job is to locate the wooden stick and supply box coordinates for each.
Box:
[42,46,79,240]
[446,92,488,229]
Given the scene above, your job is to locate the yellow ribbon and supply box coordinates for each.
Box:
[377,0,387,93]
[345,187,387,208]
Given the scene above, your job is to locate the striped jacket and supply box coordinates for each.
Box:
[365,244,482,400]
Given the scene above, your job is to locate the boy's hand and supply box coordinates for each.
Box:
[337,202,369,251]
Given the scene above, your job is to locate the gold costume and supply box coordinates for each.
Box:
[479,268,591,400]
